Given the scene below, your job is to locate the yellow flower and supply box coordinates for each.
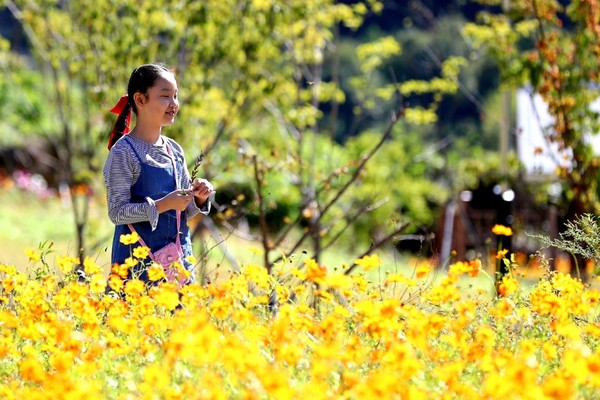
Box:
[293,285,306,296]
[136,295,156,316]
[42,275,57,292]
[354,254,382,271]
[124,257,138,268]
[322,274,353,290]
[586,353,600,387]
[185,255,198,265]
[447,260,481,277]
[152,285,180,311]
[133,245,151,260]
[415,262,432,279]
[290,268,307,280]
[316,290,334,302]
[119,232,140,245]
[0,265,16,275]
[148,263,166,282]
[243,264,271,289]
[89,273,107,294]
[23,249,41,262]
[448,261,470,276]
[248,247,263,255]
[56,255,79,275]
[124,279,146,298]
[49,352,74,374]
[2,276,15,293]
[551,272,584,294]
[498,275,519,297]
[141,315,164,336]
[209,298,233,319]
[385,273,417,287]
[491,224,513,236]
[83,256,102,275]
[108,275,124,293]
[141,364,170,393]
[542,371,575,399]
[0,310,18,329]
[563,347,588,385]
[494,297,514,318]
[542,341,558,361]
[352,275,369,292]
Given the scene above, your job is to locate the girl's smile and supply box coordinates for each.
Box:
[139,73,179,128]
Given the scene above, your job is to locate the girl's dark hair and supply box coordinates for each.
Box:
[127,63,172,114]
[108,63,173,149]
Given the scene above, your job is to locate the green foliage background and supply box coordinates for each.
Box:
[0,0,528,263]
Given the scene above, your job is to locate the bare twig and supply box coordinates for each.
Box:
[343,223,412,276]
[273,107,404,263]
[318,198,389,255]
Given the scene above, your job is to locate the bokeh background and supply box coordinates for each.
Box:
[1,0,597,282]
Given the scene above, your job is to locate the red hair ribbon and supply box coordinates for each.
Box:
[107,94,131,150]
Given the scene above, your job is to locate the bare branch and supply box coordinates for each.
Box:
[319,198,390,254]
[270,107,404,266]
[252,155,272,272]
[319,107,402,220]
[343,223,413,276]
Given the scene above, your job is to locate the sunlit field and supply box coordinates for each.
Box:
[2,187,600,399]
[2,242,600,399]
[0,181,113,270]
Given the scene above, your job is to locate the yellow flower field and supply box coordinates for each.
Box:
[1,242,600,399]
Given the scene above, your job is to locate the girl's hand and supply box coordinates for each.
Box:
[156,189,194,213]
[190,178,214,206]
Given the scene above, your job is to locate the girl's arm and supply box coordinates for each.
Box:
[103,144,160,229]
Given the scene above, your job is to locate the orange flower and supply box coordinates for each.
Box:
[19,356,46,383]
[305,259,327,283]
[496,249,509,260]
[111,263,130,279]
[467,259,481,277]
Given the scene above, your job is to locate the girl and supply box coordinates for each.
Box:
[103,63,213,284]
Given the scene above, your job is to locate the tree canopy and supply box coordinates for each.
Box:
[1,0,493,267]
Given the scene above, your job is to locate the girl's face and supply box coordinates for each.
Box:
[136,72,179,128]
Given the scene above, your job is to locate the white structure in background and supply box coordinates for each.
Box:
[516,86,600,178]
[439,87,600,263]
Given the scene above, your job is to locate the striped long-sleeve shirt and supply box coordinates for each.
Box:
[103,134,211,231]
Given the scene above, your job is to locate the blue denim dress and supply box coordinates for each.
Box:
[110,138,194,283]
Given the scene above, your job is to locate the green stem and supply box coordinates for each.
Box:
[480,268,498,297]
[571,252,581,281]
